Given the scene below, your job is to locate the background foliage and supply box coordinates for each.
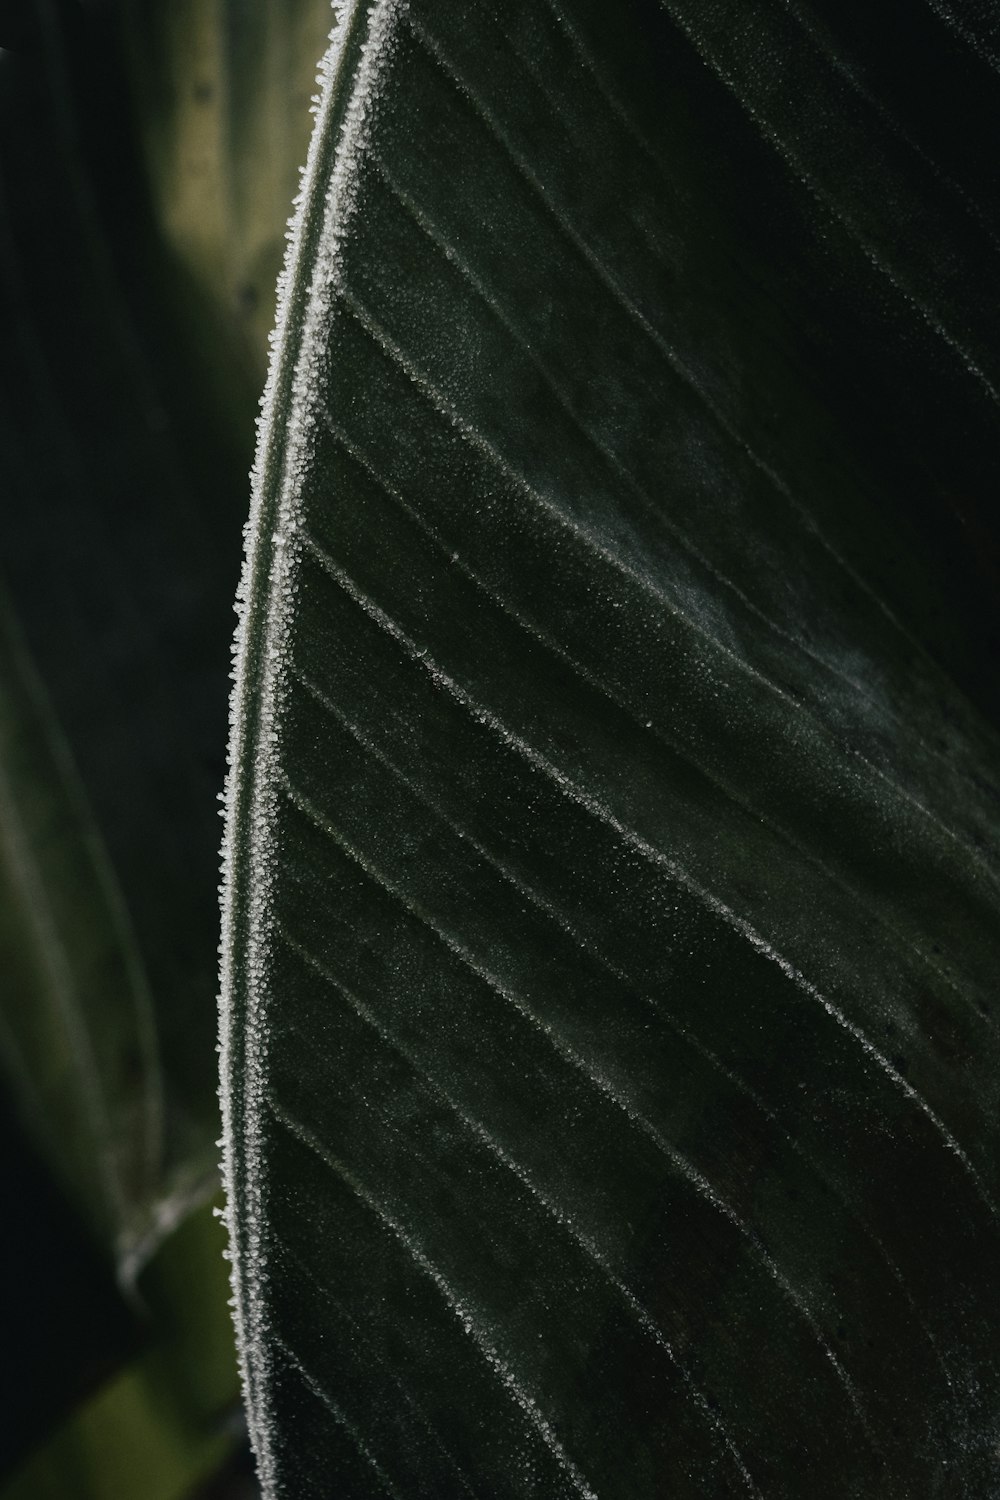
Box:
[0,0,329,1492]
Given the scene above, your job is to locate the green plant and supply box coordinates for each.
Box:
[3,0,1000,1496]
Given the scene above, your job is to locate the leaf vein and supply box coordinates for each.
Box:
[286,546,995,1221]
[269,1101,601,1500]
[276,921,764,1496]
[280,773,879,1440]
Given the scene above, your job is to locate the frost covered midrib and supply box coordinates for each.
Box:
[217,1,408,1492]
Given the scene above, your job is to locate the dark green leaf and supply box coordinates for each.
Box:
[0,0,249,1247]
[2,1198,244,1500]
[0,592,163,1259]
[0,1086,138,1481]
[222,2,1000,1494]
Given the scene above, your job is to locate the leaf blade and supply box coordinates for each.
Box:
[223,1,1000,1494]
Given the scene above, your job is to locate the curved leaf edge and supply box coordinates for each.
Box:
[217,1,407,1489]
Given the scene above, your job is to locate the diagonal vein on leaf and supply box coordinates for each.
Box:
[220,0,1000,1494]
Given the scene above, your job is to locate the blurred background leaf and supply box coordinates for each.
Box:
[0,590,162,1259]
[0,0,236,1217]
[0,0,328,1489]
[120,0,334,426]
[2,1197,248,1500]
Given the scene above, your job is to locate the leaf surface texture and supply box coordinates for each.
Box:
[223,2,1000,1494]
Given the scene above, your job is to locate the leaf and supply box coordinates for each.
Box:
[0,592,162,1261]
[0,0,249,1248]
[2,1198,243,1500]
[120,0,340,416]
[0,1087,138,1481]
[221,1,1000,1494]
[0,2,253,1474]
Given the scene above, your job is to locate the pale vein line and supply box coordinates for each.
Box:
[273,1334,404,1499]
[920,0,1000,75]
[281,772,879,1442]
[407,6,874,501]
[544,0,1000,256]
[338,286,798,707]
[288,660,959,1403]
[538,0,668,179]
[533,0,1000,694]
[776,0,1000,254]
[333,289,1000,898]
[336,188,1000,997]
[372,156,907,740]
[409,0,999,718]
[270,1101,601,1500]
[275,1239,484,1500]
[504,3,1000,813]
[647,0,998,404]
[278,923,763,1495]
[291,543,995,1220]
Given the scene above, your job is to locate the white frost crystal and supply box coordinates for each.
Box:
[217,2,408,1492]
